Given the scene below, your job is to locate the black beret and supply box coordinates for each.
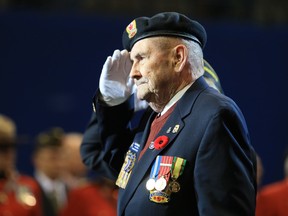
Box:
[122,12,207,51]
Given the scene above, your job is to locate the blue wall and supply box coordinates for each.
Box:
[1,10,288,186]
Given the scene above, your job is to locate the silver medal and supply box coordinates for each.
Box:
[146,178,156,191]
[155,176,167,191]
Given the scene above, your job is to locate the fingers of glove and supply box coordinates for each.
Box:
[111,49,121,62]
[108,49,122,73]
[101,49,129,79]
[108,49,131,83]
[120,50,132,77]
[101,56,113,78]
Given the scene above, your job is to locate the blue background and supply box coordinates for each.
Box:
[1,10,287,187]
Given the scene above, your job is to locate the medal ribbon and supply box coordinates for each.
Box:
[150,155,160,179]
[157,156,173,182]
[171,157,186,180]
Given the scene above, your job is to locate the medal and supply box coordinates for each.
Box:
[155,176,167,191]
[168,157,186,193]
[116,142,140,189]
[146,156,173,192]
[145,156,160,191]
[146,178,156,191]
[147,156,187,204]
[168,180,181,193]
[123,151,136,172]
[154,156,172,191]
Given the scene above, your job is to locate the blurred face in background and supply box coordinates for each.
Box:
[0,145,16,177]
[0,114,17,178]
[33,146,65,180]
[61,133,86,178]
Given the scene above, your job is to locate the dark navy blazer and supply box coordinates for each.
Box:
[81,77,257,216]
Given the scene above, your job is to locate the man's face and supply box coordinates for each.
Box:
[130,37,176,104]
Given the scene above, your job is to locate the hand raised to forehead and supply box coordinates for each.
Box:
[99,49,134,106]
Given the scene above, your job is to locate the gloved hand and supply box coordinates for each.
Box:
[99,49,133,106]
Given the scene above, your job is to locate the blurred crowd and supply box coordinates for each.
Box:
[0,114,117,216]
[0,0,288,24]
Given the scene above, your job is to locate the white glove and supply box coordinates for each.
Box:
[99,49,133,106]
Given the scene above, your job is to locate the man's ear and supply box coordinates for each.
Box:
[173,44,188,72]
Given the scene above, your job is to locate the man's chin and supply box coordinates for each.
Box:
[137,91,149,101]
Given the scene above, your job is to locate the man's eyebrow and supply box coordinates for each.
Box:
[131,52,145,60]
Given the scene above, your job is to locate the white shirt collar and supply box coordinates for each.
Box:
[160,83,192,116]
[34,170,67,205]
[34,171,64,193]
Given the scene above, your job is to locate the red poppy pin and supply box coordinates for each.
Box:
[153,135,169,150]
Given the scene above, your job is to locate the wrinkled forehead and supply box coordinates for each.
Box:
[130,36,179,58]
[130,38,155,57]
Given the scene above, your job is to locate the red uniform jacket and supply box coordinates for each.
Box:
[0,175,43,216]
[59,182,117,216]
[256,179,288,216]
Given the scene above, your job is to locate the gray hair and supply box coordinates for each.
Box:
[152,36,204,78]
[182,39,204,79]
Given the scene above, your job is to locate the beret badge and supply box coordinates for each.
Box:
[126,20,137,39]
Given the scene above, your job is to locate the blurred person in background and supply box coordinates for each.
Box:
[32,127,67,216]
[203,59,224,94]
[59,132,117,216]
[255,148,288,216]
[60,132,88,189]
[256,153,264,189]
[0,114,43,216]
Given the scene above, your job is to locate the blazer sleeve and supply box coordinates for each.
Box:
[194,105,257,216]
[80,93,136,180]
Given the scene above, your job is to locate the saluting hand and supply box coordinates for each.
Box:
[99,49,133,106]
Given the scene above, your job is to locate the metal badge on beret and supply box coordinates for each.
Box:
[126,20,137,39]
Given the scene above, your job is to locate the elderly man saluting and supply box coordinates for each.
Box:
[81,12,257,216]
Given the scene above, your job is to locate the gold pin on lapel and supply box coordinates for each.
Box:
[172,125,180,133]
